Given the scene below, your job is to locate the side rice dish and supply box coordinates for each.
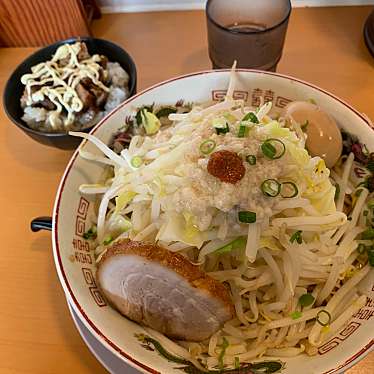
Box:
[71,69,373,371]
[20,41,130,133]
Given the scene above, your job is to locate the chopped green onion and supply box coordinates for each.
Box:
[242,112,259,124]
[215,237,246,255]
[234,357,240,369]
[261,179,281,197]
[299,293,315,307]
[199,139,216,154]
[218,337,229,369]
[368,247,374,266]
[316,310,331,326]
[334,184,340,201]
[261,141,276,159]
[357,243,366,255]
[290,311,302,320]
[261,138,286,160]
[368,199,374,209]
[290,230,303,244]
[131,156,143,168]
[246,155,257,165]
[238,211,257,223]
[103,235,114,246]
[362,228,374,240]
[237,123,249,138]
[363,210,369,216]
[83,226,97,240]
[215,122,230,135]
[281,182,299,198]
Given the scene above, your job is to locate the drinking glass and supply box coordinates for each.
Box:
[206,0,291,71]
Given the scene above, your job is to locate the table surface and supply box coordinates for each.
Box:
[0,6,373,374]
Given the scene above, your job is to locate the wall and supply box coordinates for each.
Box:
[98,0,374,13]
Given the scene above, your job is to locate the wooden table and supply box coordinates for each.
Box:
[0,6,373,374]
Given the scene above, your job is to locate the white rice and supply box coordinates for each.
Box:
[21,62,130,132]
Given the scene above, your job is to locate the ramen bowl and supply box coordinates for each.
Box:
[52,70,374,373]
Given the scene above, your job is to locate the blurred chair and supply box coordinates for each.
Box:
[0,0,101,47]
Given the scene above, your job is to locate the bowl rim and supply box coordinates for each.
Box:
[2,36,137,138]
[52,68,374,374]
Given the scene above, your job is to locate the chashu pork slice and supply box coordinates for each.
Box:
[97,239,234,341]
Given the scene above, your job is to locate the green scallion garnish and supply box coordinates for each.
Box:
[290,230,303,244]
[299,293,315,307]
[261,141,276,159]
[261,179,281,197]
[130,156,143,168]
[362,228,374,240]
[290,311,302,320]
[280,182,299,198]
[238,123,248,138]
[218,337,229,369]
[367,199,374,209]
[246,155,257,165]
[316,310,331,326]
[261,138,286,160]
[215,123,230,135]
[238,211,257,223]
[103,235,114,246]
[199,139,216,155]
[242,112,259,124]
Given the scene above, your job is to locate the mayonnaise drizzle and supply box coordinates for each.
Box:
[21,42,110,129]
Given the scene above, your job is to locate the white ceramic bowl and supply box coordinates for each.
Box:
[52,70,374,374]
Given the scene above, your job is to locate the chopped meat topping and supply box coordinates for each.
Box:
[75,83,95,110]
[97,239,234,341]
